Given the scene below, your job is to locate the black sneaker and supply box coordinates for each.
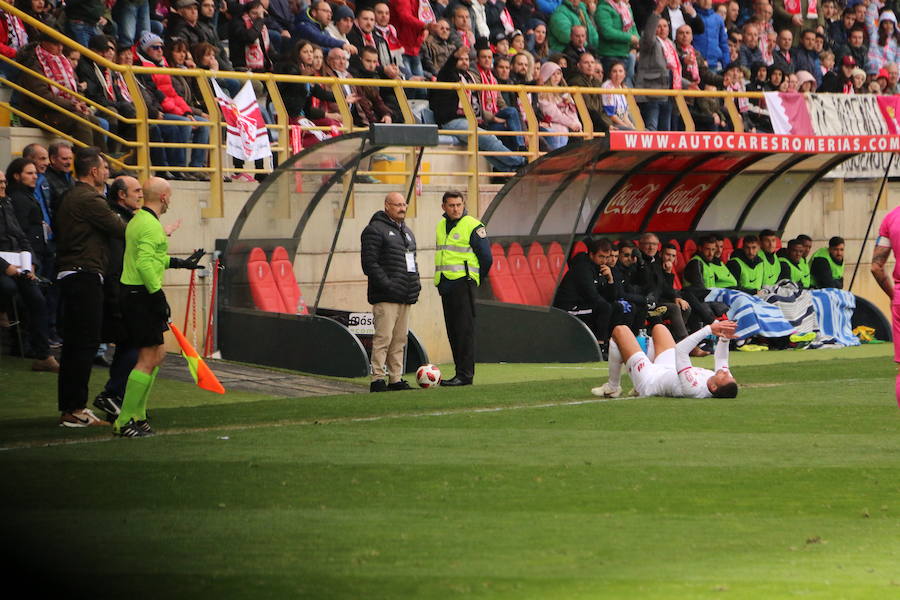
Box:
[136,420,156,436]
[93,392,122,418]
[114,419,150,438]
[370,379,388,393]
[387,379,413,391]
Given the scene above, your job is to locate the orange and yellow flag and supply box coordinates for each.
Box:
[169,323,226,394]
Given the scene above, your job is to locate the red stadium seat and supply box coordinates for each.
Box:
[489,244,525,304]
[247,247,287,313]
[570,240,588,257]
[547,241,568,280]
[270,246,309,315]
[682,238,697,261]
[673,271,682,290]
[507,243,544,305]
[527,242,557,305]
[667,238,681,251]
[736,236,744,248]
[721,238,733,262]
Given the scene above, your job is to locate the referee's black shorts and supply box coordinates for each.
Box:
[121,285,169,348]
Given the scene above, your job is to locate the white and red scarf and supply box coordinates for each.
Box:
[784,0,817,20]
[3,11,27,50]
[93,63,116,102]
[680,44,699,83]
[417,0,435,25]
[242,13,269,70]
[35,44,78,102]
[607,0,633,32]
[477,65,499,114]
[728,81,750,111]
[660,37,682,89]
[376,23,403,51]
[113,71,132,102]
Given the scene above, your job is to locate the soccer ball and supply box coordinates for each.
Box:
[416,364,442,388]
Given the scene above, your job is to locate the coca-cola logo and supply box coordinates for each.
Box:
[604,182,660,215]
[657,183,711,214]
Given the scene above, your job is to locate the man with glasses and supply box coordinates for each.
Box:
[361,192,420,392]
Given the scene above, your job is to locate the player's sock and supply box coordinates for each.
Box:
[646,338,656,362]
[607,340,622,387]
[115,370,151,430]
[137,367,159,421]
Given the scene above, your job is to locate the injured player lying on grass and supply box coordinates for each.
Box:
[593,319,739,399]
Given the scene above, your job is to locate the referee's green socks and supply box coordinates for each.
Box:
[137,367,158,421]
[115,369,153,431]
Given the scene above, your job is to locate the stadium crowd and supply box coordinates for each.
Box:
[3,0,900,170]
[552,229,846,356]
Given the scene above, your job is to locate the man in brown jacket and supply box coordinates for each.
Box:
[55,146,125,428]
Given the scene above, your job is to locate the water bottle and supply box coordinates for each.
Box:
[637,328,649,353]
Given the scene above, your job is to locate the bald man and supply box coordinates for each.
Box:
[114,177,204,437]
[360,191,421,392]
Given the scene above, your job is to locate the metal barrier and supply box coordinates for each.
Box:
[0,0,766,217]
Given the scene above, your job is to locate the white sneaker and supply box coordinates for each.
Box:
[78,408,109,426]
[591,382,622,398]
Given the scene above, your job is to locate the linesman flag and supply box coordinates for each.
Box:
[169,323,226,394]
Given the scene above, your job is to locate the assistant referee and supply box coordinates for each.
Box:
[113,177,202,437]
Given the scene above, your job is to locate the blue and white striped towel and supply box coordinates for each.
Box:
[704,288,797,339]
[808,288,860,347]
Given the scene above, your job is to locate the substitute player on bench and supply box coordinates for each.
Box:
[593,319,739,399]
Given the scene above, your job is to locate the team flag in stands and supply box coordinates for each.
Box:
[169,323,226,394]
[877,96,900,134]
[212,80,272,161]
[764,92,814,136]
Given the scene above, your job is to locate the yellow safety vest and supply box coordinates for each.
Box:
[434,215,482,286]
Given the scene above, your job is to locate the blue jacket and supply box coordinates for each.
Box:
[692,7,729,72]
[535,0,561,17]
[293,8,345,49]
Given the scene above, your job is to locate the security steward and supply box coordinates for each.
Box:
[434,190,492,386]
[810,236,845,289]
[726,234,765,294]
[778,238,811,288]
[114,177,202,437]
[361,192,421,393]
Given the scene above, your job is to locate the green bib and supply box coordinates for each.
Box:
[810,247,844,288]
[761,251,780,287]
[730,255,765,291]
[690,254,737,288]
[778,256,811,287]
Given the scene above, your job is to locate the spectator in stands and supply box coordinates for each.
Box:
[509,29,526,53]
[660,0,705,42]
[276,39,345,136]
[772,28,795,73]
[15,0,55,40]
[164,39,212,181]
[45,141,73,215]
[810,236,844,289]
[167,0,208,48]
[326,4,355,45]
[566,53,612,133]
[484,0,515,38]
[692,0,729,73]
[229,0,275,72]
[0,5,29,77]
[136,32,210,179]
[0,170,56,371]
[635,3,676,132]
[14,34,107,152]
[682,235,734,327]
[349,7,393,70]
[264,0,294,53]
[548,0,598,53]
[851,65,868,92]
[64,0,107,48]
[840,25,869,73]
[677,22,724,89]
[325,47,392,127]
[726,235,765,294]
[885,61,900,93]
[552,237,627,349]
[594,0,637,85]
[867,10,898,75]
[507,0,535,33]
[112,0,154,48]
[778,238,811,287]
[536,0,563,19]
[794,28,823,86]
[774,0,823,46]
[431,45,526,171]
[422,18,457,77]
[536,61,582,150]
[560,24,595,76]
[393,0,435,83]
[601,60,636,130]
[294,0,355,56]
[821,0,839,33]
[77,34,136,155]
[510,48,535,83]
[724,0,740,33]
[829,7,855,54]
[528,20,550,60]
[493,54,516,96]
[796,69,817,91]
[373,2,408,74]
[820,53,856,92]
[738,21,764,67]
[448,4,478,57]
[197,0,234,71]
[353,44,402,121]
[475,42,526,150]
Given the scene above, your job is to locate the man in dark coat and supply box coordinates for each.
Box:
[361,192,421,392]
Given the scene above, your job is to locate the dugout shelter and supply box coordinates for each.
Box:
[474,131,892,363]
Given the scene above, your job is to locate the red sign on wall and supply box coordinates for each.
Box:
[592,173,677,233]
[646,173,729,231]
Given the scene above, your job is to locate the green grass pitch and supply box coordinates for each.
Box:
[2,344,900,599]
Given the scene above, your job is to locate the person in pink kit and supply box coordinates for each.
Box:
[871,207,900,406]
[593,319,740,399]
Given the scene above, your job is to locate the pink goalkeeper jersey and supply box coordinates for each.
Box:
[877,206,900,296]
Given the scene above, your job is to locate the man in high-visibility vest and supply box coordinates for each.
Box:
[434,190,492,386]
[810,236,845,289]
[681,235,732,329]
[778,238,811,288]
[726,234,766,294]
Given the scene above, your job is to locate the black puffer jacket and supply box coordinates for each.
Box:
[360,210,421,305]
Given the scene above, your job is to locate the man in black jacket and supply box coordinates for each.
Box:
[361,192,421,392]
[553,237,629,349]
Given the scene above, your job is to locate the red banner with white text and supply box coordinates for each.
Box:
[609,131,900,154]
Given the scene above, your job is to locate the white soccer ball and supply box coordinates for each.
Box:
[416,364,442,388]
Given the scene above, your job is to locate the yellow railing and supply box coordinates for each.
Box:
[0,0,766,217]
